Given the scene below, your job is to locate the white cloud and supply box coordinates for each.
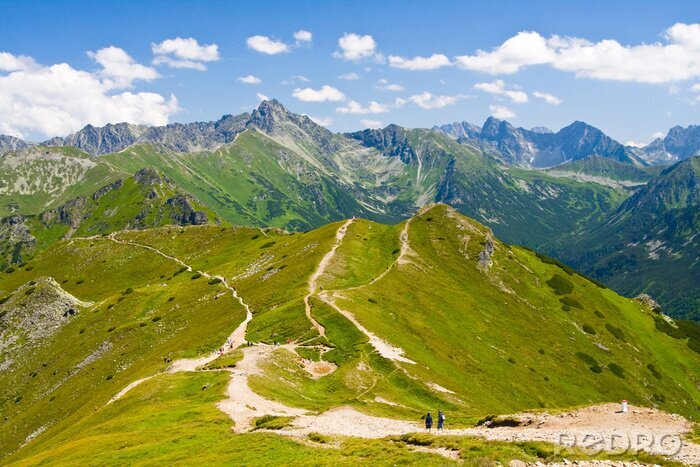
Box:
[308,115,333,127]
[652,131,666,139]
[294,30,313,44]
[281,75,310,85]
[152,37,219,70]
[246,35,290,55]
[335,33,379,61]
[454,23,700,84]
[489,105,516,119]
[257,93,269,102]
[394,97,407,108]
[625,140,647,148]
[388,53,451,70]
[292,85,345,102]
[691,83,700,92]
[376,78,404,91]
[336,100,389,114]
[456,31,555,74]
[533,90,562,105]
[0,52,37,72]
[88,46,159,88]
[474,79,528,103]
[409,92,465,109]
[360,119,383,129]
[338,72,360,80]
[0,50,178,138]
[238,75,262,85]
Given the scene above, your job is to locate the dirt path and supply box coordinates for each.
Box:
[76,236,253,402]
[303,219,355,338]
[312,217,417,364]
[217,344,306,431]
[276,403,700,464]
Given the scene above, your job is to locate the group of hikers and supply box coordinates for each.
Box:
[424,410,446,431]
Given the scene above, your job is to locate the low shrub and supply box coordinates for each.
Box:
[605,323,625,341]
[582,324,596,335]
[608,362,625,378]
[191,273,202,280]
[559,297,582,309]
[647,363,662,380]
[208,277,222,285]
[260,241,276,249]
[546,274,574,295]
[308,432,329,444]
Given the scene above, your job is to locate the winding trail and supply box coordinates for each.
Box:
[302,219,354,338]
[74,234,253,403]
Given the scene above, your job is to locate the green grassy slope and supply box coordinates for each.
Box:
[2,204,699,463]
[101,131,388,230]
[0,168,223,267]
[0,147,124,217]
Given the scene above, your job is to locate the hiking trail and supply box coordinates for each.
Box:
[303,219,354,338]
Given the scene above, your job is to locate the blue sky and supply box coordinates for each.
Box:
[0,0,698,144]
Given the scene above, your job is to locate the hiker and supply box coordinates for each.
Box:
[437,410,445,431]
[425,412,433,432]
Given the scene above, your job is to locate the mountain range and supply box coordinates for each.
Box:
[0,99,697,319]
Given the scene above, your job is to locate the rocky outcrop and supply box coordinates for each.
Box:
[0,216,37,264]
[478,232,495,271]
[166,194,209,225]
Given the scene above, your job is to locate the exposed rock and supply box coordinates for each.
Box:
[0,215,37,264]
[478,232,495,271]
[635,293,663,313]
[166,194,209,225]
[0,277,92,371]
[0,134,33,155]
[134,167,168,187]
[92,179,123,200]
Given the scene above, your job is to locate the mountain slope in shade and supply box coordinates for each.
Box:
[437,118,645,168]
[562,156,700,319]
[1,204,699,463]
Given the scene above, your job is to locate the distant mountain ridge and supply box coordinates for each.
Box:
[435,118,644,168]
[0,101,697,169]
[632,124,700,165]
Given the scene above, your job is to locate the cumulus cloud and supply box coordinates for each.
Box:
[474,79,528,103]
[292,85,345,102]
[238,75,262,85]
[376,78,404,91]
[152,37,219,70]
[246,35,290,55]
[294,30,313,44]
[88,46,160,89]
[335,33,380,61]
[0,50,178,138]
[652,131,666,139]
[338,72,360,80]
[336,100,389,114]
[533,90,562,105]
[257,93,269,101]
[489,105,515,119]
[388,53,451,70]
[360,119,383,129]
[0,52,38,72]
[409,92,466,109]
[308,115,333,127]
[454,23,700,84]
[456,31,555,74]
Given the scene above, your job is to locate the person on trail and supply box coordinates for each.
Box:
[437,410,445,431]
[425,412,433,432]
